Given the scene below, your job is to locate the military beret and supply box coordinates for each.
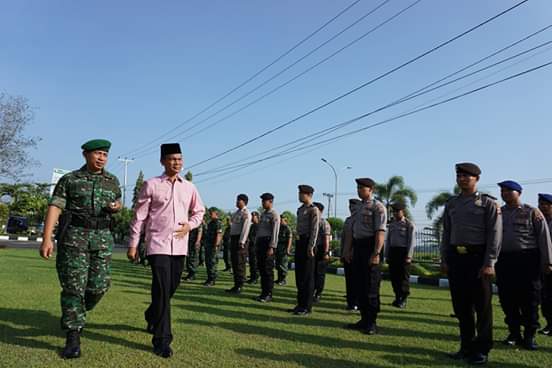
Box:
[251,211,260,217]
[313,202,324,212]
[391,202,406,211]
[538,193,552,204]
[237,194,249,203]
[298,185,314,194]
[498,180,522,193]
[208,207,219,213]
[349,198,361,205]
[355,178,376,188]
[161,143,182,157]
[81,139,111,152]
[455,162,481,176]
[260,192,274,201]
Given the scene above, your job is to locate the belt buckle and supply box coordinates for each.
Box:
[456,246,468,255]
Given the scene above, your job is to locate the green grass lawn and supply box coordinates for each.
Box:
[1,248,551,368]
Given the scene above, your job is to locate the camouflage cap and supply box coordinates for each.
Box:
[81,139,111,152]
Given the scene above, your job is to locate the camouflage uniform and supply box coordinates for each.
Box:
[205,218,223,282]
[50,165,121,331]
[276,223,292,282]
[185,226,202,278]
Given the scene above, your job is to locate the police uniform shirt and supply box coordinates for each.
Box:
[501,204,552,265]
[385,218,416,258]
[341,216,354,254]
[442,192,502,267]
[230,207,252,245]
[256,208,281,248]
[296,203,321,249]
[352,199,387,239]
[316,218,332,251]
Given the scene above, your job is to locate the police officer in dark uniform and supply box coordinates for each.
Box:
[496,181,552,350]
[222,218,232,272]
[441,163,502,365]
[343,178,387,335]
[184,222,203,281]
[385,201,415,309]
[538,193,552,336]
[288,185,320,316]
[342,198,361,311]
[313,202,331,303]
[255,193,280,302]
[247,212,260,284]
[226,194,252,294]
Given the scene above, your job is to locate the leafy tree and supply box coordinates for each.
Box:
[0,93,40,180]
[131,170,145,209]
[111,207,134,244]
[426,185,461,241]
[184,171,193,182]
[0,183,50,225]
[374,176,417,219]
[280,210,297,235]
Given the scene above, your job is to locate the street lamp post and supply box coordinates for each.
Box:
[321,158,338,218]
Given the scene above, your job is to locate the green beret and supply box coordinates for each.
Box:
[82,139,111,152]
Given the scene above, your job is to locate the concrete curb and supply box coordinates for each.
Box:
[0,235,43,242]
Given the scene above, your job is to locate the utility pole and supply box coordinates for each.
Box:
[322,193,334,219]
[118,157,134,208]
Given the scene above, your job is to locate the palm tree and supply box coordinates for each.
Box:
[374,176,417,218]
[425,185,461,240]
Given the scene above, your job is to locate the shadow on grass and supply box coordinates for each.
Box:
[0,308,151,354]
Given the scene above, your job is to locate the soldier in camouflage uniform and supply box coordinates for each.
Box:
[204,208,223,286]
[276,215,293,286]
[222,217,232,272]
[40,139,121,359]
[198,219,207,266]
[184,218,203,281]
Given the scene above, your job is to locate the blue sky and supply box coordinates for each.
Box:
[2,0,552,226]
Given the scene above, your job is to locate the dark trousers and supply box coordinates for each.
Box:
[205,244,218,281]
[496,250,541,334]
[185,243,198,276]
[145,255,185,346]
[256,237,275,297]
[543,272,552,326]
[388,247,411,300]
[295,236,316,311]
[447,253,493,355]
[248,240,258,280]
[230,235,247,288]
[344,260,358,308]
[353,237,381,324]
[314,253,328,297]
[223,241,232,270]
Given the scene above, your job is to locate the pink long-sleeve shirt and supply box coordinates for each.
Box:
[128,173,205,256]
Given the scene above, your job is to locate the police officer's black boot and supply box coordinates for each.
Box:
[523,329,538,350]
[503,326,522,346]
[61,329,81,359]
[538,323,552,336]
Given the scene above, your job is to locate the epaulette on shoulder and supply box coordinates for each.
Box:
[481,193,497,201]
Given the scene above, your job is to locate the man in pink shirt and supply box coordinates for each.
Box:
[127,143,205,358]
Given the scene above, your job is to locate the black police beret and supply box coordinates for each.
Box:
[391,202,406,211]
[455,162,481,176]
[538,193,552,204]
[237,194,249,204]
[313,202,324,212]
[298,185,314,194]
[161,143,182,157]
[260,192,274,201]
[355,178,376,188]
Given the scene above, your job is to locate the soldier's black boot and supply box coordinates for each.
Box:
[523,330,538,351]
[503,327,522,346]
[61,329,81,359]
[538,324,552,336]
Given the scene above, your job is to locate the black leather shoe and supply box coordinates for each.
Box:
[345,320,367,330]
[246,278,258,285]
[313,294,321,303]
[397,298,407,309]
[293,308,310,316]
[225,286,242,294]
[203,280,215,287]
[391,299,400,308]
[523,334,538,350]
[183,274,195,281]
[446,350,468,360]
[61,330,81,359]
[503,333,522,346]
[287,306,300,313]
[361,323,378,335]
[466,353,488,365]
[256,295,273,303]
[277,279,287,286]
[153,344,173,358]
[539,325,552,336]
